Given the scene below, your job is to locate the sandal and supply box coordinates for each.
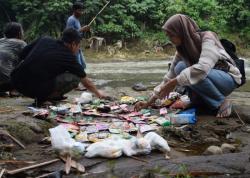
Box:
[216,100,232,118]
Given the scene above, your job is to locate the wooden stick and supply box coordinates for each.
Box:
[88,1,110,26]
[65,155,71,175]
[0,169,5,178]
[6,159,60,175]
[0,130,26,149]
[7,134,25,149]
[0,160,35,165]
[60,156,85,173]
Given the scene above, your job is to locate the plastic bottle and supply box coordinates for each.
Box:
[163,108,196,125]
[170,113,196,125]
[156,108,196,126]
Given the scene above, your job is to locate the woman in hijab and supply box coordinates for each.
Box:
[135,14,241,117]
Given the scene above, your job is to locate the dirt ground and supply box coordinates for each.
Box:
[0,56,250,178]
[0,84,250,178]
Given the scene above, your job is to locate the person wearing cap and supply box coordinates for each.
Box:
[0,22,26,96]
[11,28,106,106]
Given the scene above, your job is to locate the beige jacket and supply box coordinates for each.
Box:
[153,38,242,96]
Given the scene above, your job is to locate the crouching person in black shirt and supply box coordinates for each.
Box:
[11,28,107,106]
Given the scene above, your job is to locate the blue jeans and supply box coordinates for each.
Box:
[175,62,237,110]
[77,50,86,69]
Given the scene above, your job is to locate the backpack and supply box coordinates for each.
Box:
[220,39,246,87]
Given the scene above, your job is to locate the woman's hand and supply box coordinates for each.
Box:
[159,78,178,98]
[134,101,149,111]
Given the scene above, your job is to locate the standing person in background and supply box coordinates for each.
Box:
[66,1,90,69]
[135,14,241,118]
[0,22,26,96]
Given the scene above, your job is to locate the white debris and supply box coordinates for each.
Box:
[49,125,86,157]
[76,92,93,104]
[144,132,171,153]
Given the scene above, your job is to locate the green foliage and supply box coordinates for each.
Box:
[1,0,249,43]
[8,0,72,41]
[218,0,250,40]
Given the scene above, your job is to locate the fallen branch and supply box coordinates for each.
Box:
[60,156,85,173]
[0,160,35,165]
[65,155,71,174]
[6,159,60,175]
[0,130,25,149]
[0,169,5,178]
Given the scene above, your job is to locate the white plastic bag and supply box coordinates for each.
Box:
[133,137,151,155]
[85,135,151,158]
[111,135,151,157]
[144,132,170,153]
[85,139,122,158]
[76,92,93,104]
[49,125,86,156]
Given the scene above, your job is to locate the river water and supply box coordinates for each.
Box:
[86,60,170,87]
[86,59,250,88]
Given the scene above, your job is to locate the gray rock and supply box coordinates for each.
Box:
[132,82,147,91]
[233,105,250,124]
[204,137,220,144]
[241,125,250,133]
[221,143,236,153]
[204,146,223,155]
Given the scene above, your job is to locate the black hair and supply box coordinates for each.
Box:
[62,28,81,44]
[73,1,83,11]
[4,22,23,38]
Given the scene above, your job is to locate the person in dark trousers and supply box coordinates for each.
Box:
[0,22,26,96]
[11,28,106,106]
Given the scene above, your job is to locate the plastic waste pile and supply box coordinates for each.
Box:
[50,127,170,159]
[28,91,196,159]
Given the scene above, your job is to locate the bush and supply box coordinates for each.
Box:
[2,0,249,44]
